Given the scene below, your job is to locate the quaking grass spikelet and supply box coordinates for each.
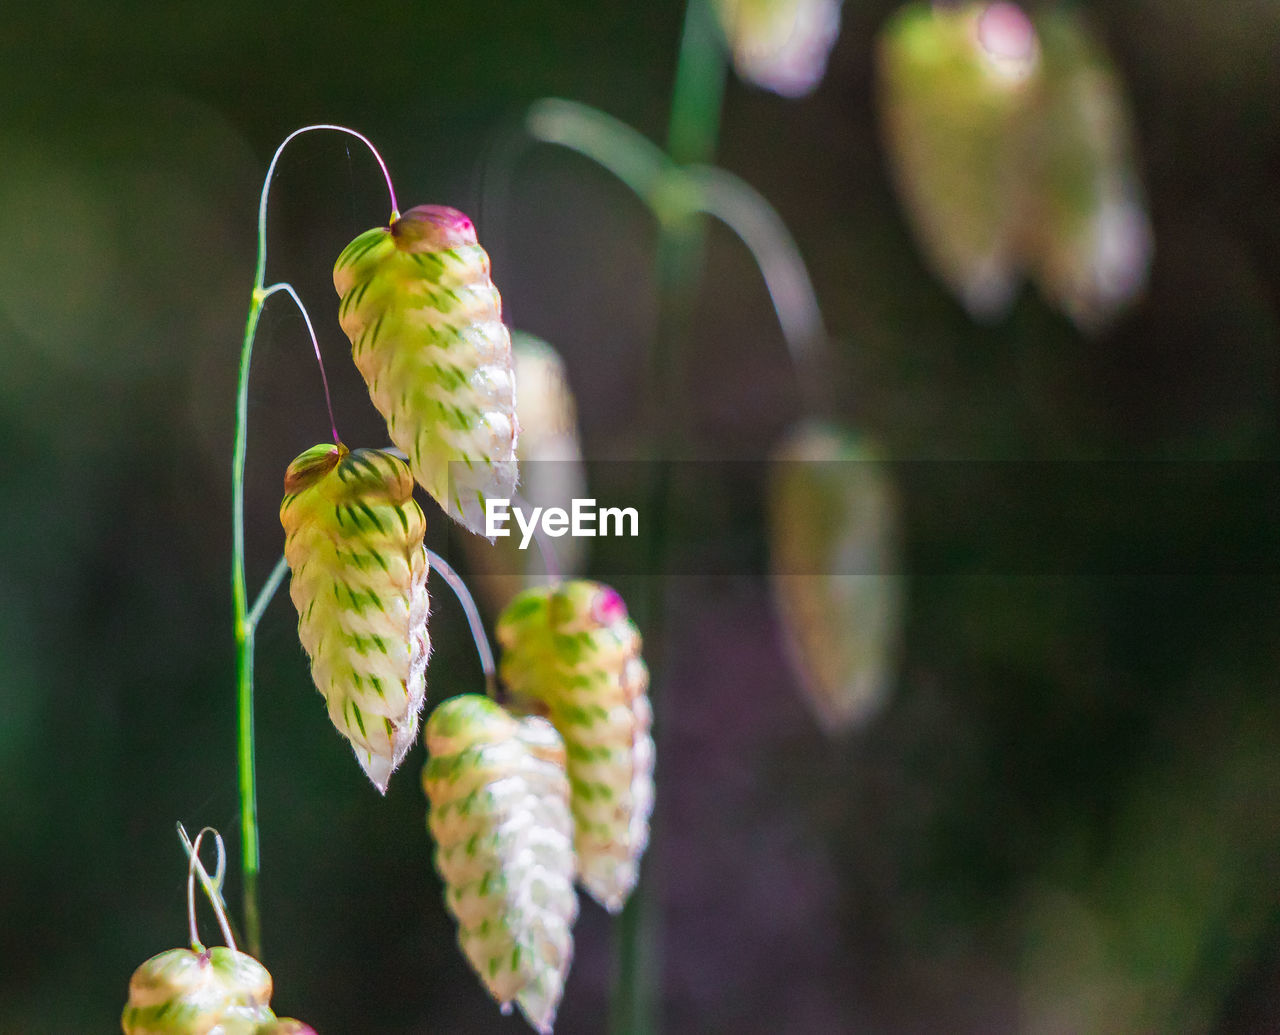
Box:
[423,694,578,1034]
[1022,8,1151,331]
[121,946,276,1035]
[768,421,903,732]
[281,443,430,793]
[497,582,653,912]
[712,0,844,98]
[877,1,1041,319]
[333,205,517,536]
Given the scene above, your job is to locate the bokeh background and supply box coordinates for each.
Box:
[2,0,1278,1031]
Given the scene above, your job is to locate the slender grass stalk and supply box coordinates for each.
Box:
[424,549,497,698]
[520,103,830,422]
[611,4,729,1032]
[232,125,397,959]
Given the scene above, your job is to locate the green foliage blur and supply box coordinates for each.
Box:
[1,0,1278,1031]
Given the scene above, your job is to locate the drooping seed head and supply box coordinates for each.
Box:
[333,204,517,536]
[1020,8,1151,331]
[423,694,578,1034]
[121,946,276,1035]
[497,582,653,912]
[280,443,430,793]
[767,421,904,733]
[712,0,844,98]
[876,1,1042,319]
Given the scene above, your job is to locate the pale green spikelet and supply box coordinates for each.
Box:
[280,442,431,793]
[423,694,578,1034]
[463,332,587,615]
[877,1,1041,319]
[496,582,653,912]
[712,0,843,97]
[333,205,517,536]
[768,421,904,733]
[120,946,276,1035]
[1022,9,1151,332]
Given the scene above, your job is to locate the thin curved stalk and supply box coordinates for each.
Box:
[524,98,672,208]
[180,825,237,952]
[520,104,833,415]
[232,125,397,959]
[246,555,290,631]
[424,549,497,698]
[685,164,831,413]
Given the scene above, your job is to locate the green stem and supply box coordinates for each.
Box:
[611,3,728,1032]
[666,0,729,167]
[232,125,397,960]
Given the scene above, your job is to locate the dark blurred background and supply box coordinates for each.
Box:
[1,1,1278,1031]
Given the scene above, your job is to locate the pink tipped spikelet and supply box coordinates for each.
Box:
[877,2,1041,319]
[423,694,578,1034]
[768,421,904,733]
[497,582,653,912]
[333,205,518,536]
[120,946,276,1034]
[280,443,430,793]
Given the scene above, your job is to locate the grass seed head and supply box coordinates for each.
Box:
[876,1,1042,319]
[333,204,518,537]
[121,946,276,1035]
[713,0,844,98]
[496,581,653,912]
[423,694,578,1034]
[280,443,431,793]
[767,420,904,733]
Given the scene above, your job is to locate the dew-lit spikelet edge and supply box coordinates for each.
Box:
[333,204,518,537]
[496,582,653,912]
[121,945,278,1035]
[281,442,431,794]
[767,421,905,734]
[423,694,578,1034]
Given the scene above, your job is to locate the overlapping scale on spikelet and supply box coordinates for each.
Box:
[497,582,653,912]
[333,204,517,536]
[423,694,577,1034]
[712,0,843,98]
[768,421,904,733]
[877,2,1041,319]
[463,332,587,615]
[280,443,430,793]
[120,946,277,1035]
[1023,9,1151,331]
